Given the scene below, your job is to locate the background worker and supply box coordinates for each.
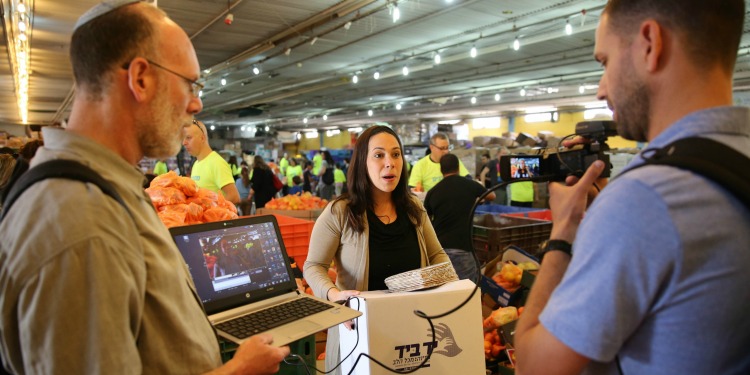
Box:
[424,153,494,281]
[408,132,470,192]
[183,119,240,204]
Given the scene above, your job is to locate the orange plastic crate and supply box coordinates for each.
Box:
[254,213,314,263]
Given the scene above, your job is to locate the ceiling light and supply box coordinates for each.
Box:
[470,46,477,58]
[210,125,216,131]
[392,5,400,23]
[285,47,292,56]
[396,103,402,110]
[344,21,352,30]
[520,88,526,96]
[18,20,26,32]
[17,2,26,13]
[18,32,26,41]
[513,37,520,51]
[565,20,573,35]
[241,126,246,131]
[368,109,373,116]
[303,117,308,124]
[305,131,318,139]
[402,66,409,76]
[220,78,227,86]
[323,114,328,121]
[265,126,269,131]
[199,90,203,97]
[373,71,380,80]
[310,36,318,45]
[471,96,477,104]
[348,127,363,133]
[495,93,501,101]
[579,85,585,94]
[352,74,358,84]
[434,53,441,65]
[252,65,260,75]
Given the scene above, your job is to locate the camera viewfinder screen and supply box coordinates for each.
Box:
[510,157,540,178]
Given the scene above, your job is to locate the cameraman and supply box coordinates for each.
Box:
[515,1,750,374]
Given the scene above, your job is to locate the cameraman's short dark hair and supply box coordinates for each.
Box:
[604,0,744,73]
[70,4,163,100]
[440,153,459,175]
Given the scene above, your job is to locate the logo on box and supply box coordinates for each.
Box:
[391,323,463,370]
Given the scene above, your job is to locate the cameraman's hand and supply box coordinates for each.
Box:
[208,334,290,375]
[548,160,606,243]
[561,136,609,201]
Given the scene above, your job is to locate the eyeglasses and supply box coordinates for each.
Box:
[430,143,453,151]
[192,119,205,135]
[148,59,204,97]
[122,58,204,97]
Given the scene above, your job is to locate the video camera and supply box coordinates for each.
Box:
[499,120,617,182]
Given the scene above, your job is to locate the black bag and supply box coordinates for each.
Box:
[622,137,750,210]
[322,167,334,185]
[1,159,132,222]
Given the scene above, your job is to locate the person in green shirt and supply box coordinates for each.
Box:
[312,151,323,175]
[183,120,240,204]
[284,158,303,191]
[153,159,168,176]
[408,132,470,192]
[333,163,346,197]
[279,153,289,177]
[228,155,241,180]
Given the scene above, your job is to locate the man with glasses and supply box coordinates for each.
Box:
[183,119,240,204]
[408,132,470,193]
[0,1,288,374]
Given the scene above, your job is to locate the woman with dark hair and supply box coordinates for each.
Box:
[235,166,253,215]
[303,126,449,374]
[302,161,313,193]
[316,150,336,200]
[249,155,277,209]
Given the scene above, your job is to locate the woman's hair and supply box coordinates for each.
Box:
[288,158,297,166]
[334,126,422,233]
[19,139,43,161]
[252,155,270,171]
[321,150,334,165]
[240,166,250,188]
[0,154,17,193]
[228,155,238,166]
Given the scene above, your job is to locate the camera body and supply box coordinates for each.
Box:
[499,120,617,182]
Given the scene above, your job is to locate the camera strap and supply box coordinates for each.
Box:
[625,137,750,210]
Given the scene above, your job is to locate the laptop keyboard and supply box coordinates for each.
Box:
[216,297,335,339]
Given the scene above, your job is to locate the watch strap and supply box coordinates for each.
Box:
[539,239,573,261]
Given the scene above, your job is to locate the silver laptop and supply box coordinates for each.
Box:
[169,215,361,346]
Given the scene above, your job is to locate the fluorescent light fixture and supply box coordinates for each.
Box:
[495,93,501,101]
[402,66,409,76]
[565,20,572,35]
[434,53,441,65]
[352,75,358,84]
[583,101,608,109]
[524,113,553,123]
[373,71,380,80]
[579,85,585,94]
[392,5,400,22]
[470,46,477,58]
[323,114,328,121]
[524,106,557,114]
[368,109,373,116]
[396,103,402,110]
[513,37,520,51]
[252,65,260,75]
[471,96,477,104]
[303,117,308,124]
[520,88,526,96]
[305,131,319,139]
[348,127,363,133]
[210,125,216,131]
[584,108,614,120]
[220,78,227,86]
[326,129,341,137]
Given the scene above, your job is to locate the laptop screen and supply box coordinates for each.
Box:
[169,215,298,315]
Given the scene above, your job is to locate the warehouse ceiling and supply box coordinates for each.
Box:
[3,0,750,132]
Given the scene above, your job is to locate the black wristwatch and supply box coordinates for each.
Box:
[538,239,573,261]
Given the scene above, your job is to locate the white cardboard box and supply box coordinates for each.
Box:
[339,279,484,375]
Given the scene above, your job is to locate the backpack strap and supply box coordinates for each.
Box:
[0,159,133,222]
[624,137,750,210]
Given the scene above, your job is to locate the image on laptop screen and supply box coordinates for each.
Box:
[173,220,292,306]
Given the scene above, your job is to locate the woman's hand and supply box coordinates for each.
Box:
[327,288,360,330]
